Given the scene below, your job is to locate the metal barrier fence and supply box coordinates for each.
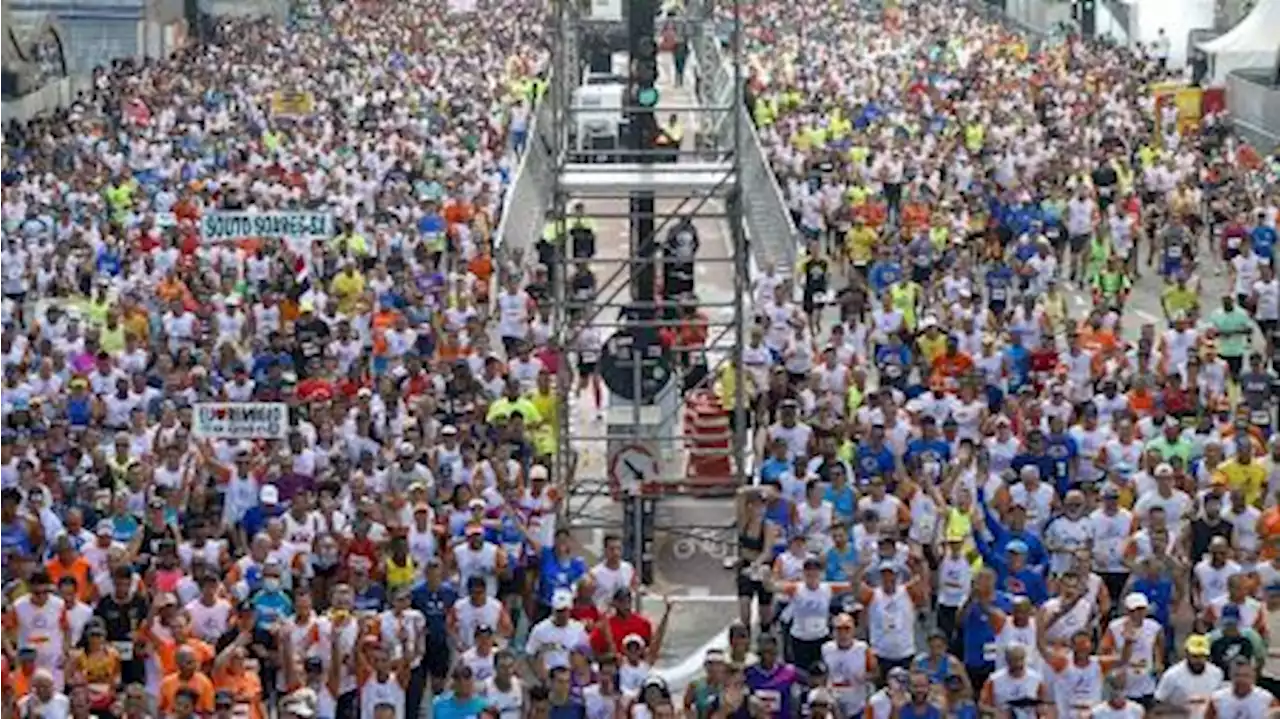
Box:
[686,5,800,269]
[494,97,554,258]
[1226,69,1280,149]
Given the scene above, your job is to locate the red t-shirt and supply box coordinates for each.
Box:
[589,613,654,656]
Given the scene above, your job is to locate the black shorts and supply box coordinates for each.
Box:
[1225,355,1244,378]
[501,335,521,356]
[788,371,808,386]
[911,264,931,284]
[736,568,773,604]
[1070,233,1089,252]
[424,636,452,680]
[497,566,527,598]
[2,291,24,304]
[1259,318,1278,337]
[577,362,597,376]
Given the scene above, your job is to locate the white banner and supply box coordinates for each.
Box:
[200,211,334,245]
[193,403,289,440]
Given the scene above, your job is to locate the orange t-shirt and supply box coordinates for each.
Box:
[212,667,265,719]
[1259,508,1280,558]
[45,556,94,602]
[158,671,216,715]
[144,629,215,677]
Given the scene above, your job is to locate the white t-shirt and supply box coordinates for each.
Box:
[525,618,589,671]
[1153,661,1224,719]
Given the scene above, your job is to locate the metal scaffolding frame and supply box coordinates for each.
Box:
[545,0,750,555]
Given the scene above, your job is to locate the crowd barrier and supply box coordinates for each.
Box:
[1226,68,1280,148]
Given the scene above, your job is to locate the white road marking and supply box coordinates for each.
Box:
[653,598,756,690]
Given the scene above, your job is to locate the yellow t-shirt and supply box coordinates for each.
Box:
[330,271,366,313]
[918,333,947,365]
[846,227,877,265]
[1216,461,1267,507]
[385,557,416,591]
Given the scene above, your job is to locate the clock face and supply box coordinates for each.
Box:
[613,446,658,490]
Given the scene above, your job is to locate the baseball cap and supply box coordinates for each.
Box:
[1007,540,1028,555]
[1124,593,1149,611]
[260,485,280,505]
[1185,635,1210,656]
[551,588,574,610]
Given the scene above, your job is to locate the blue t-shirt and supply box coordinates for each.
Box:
[960,593,1014,666]
[412,581,459,641]
[986,265,1015,304]
[250,589,294,630]
[823,484,856,523]
[433,693,490,719]
[868,261,904,296]
[1044,434,1079,494]
[537,548,587,606]
[354,583,387,613]
[1252,225,1277,260]
[855,442,895,481]
[905,438,951,467]
[899,703,943,719]
[824,544,859,583]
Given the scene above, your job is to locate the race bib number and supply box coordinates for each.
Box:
[1168,245,1182,258]
[114,641,135,660]
[796,616,829,636]
[983,642,999,663]
[1251,409,1271,425]
[754,689,782,715]
[991,287,1006,300]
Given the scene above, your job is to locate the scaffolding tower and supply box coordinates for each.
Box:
[545,0,749,582]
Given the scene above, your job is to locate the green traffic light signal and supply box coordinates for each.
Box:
[637,87,660,108]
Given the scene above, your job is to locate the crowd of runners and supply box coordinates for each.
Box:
[719,0,1280,717]
[4,0,1280,716]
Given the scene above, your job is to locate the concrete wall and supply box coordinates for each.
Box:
[1,73,93,121]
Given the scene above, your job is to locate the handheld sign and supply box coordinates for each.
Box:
[269,90,316,118]
[193,403,288,440]
[201,211,334,252]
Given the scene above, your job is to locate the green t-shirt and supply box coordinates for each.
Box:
[1209,308,1254,358]
[1146,435,1193,464]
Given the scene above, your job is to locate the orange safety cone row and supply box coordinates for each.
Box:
[683,389,734,496]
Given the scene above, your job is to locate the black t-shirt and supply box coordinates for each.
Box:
[804,258,829,295]
[93,592,150,644]
[1210,633,1254,672]
[216,626,278,667]
[138,523,180,559]
[1092,164,1118,196]
[1189,519,1233,561]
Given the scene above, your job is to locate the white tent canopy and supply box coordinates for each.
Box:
[1197,0,1280,82]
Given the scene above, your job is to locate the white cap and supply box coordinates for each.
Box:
[1124,592,1150,611]
[530,465,550,481]
[1154,463,1174,477]
[260,485,280,505]
[622,633,647,648]
[551,588,574,610]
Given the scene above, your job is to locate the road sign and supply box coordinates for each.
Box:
[609,442,659,494]
[599,325,673,403]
